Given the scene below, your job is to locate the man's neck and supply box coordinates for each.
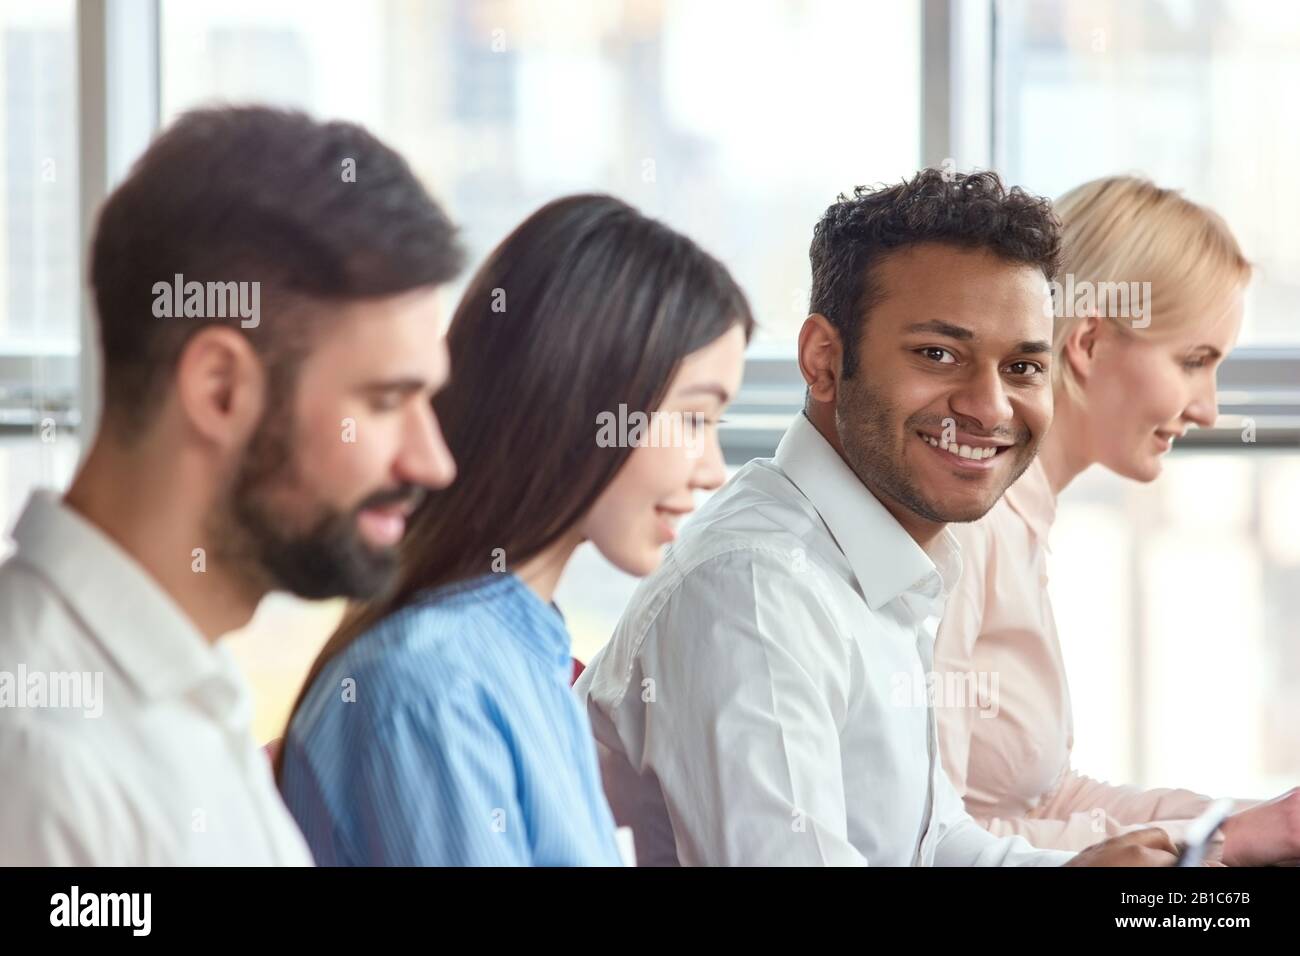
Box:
[63,438,263,644]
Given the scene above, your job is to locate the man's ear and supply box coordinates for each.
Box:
[1061,312,1102,389]
[798,313,844,406]
[173,326,267,448]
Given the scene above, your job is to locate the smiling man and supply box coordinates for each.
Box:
[0,107,462,864]
[574,169,1178,866]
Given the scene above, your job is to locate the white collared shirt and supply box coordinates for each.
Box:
[0,491,313,865]
[575,413,1073,866]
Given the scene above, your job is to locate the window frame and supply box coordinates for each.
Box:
[12,0,1293,459]
[719,0,1300,465]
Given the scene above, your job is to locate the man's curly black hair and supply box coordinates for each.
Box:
[808,168,1061,378]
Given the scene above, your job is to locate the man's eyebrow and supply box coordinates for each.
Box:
[356,377,428,392]
[1015,340,1053,355]
[905,320,973,340]
[906,320,1052,356]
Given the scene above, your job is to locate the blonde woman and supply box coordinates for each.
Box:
[934,176,1299,865]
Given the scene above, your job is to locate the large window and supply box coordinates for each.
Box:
[1051,452,1300,797]
[0,0,80,557]
[161,0,922,353]
[997,0,1300,346]
[3,2,1295,803]
[158,0,924,740]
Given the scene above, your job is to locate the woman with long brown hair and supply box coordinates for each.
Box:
[277,194,754,865]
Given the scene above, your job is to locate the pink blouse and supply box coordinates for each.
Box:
[935,457,1227,850]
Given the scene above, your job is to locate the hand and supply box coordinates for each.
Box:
[1221,787,1300,866]
[1065,828,1178,867]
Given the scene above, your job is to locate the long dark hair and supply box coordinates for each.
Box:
[277,194,753,774]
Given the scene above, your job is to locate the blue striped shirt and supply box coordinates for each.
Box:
[280,572,623,866]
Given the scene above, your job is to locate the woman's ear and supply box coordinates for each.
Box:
[1061,312,1103,388]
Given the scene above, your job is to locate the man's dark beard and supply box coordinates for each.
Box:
[217,406,425,600]
[834,372,1034,525]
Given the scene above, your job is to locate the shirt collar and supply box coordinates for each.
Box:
[1002,456,1057,550]
[10,490,237,705]
[774,412,962,611]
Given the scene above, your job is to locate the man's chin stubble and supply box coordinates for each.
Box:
[931,448,1038,523]
[870,452,1022,526]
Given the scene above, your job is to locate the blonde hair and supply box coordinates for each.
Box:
[1051,176,1251,403]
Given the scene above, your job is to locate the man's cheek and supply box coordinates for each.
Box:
[312,406,372,465]
[341,414,410,499]
[321,441,377,504]
[288,414,363,499]
[894,374,944,420]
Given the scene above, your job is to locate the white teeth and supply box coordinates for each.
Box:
[922,432,1000,460]
[920,433,1005,460]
